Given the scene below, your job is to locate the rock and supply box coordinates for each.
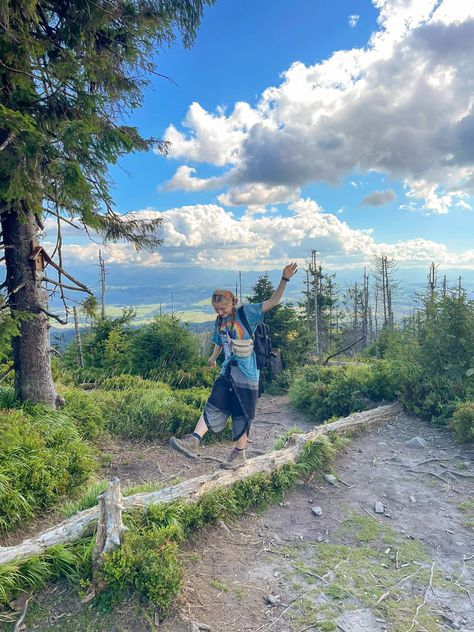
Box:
[317,535,324,542]
[336,608,386,632]
[295,479,305,485]
[409,495,416,503]
[323,474,337,485]
[279,502,289,508]
[374,501,385,514]
[405,436,428,448]
[265,594,281,606]
[312,506,323,517]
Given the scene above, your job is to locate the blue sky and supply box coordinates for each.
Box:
[44,0,474,302]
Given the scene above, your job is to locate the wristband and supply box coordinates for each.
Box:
[282,276,290,282]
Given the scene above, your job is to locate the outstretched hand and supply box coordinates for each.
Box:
[283,262,298,279]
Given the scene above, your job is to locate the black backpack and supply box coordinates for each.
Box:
[238,306,274,370]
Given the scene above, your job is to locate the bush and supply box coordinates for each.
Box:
[59,382,212,441]
[108,390,201,439]
[449,401,474,442]
[102,525,182,614]
[289,362,396,422]
[160,365,218,389]
[130,315,200,377]
[60,387,108,440]
[0,407,96,532]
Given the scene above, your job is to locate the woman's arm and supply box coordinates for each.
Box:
[262,263,298,313]
[208,344,223,367]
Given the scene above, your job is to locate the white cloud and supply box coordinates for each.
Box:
[162,1,474,214]
[162,101,259,167]
[217,183,299,207]
[404,180,469,214]
[46,200,474,272]
[348,14,360,28]
[162,165,225,192]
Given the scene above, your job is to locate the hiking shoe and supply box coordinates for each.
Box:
[169,434,200,459]
[220,448,246,470]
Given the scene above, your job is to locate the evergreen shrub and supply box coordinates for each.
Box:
[289,362,396,422]
[449,401,474,442]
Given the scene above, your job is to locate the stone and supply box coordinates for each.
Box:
[323,474,337,485]
[336,608,386,631]
[265,594,281,606]
[374,501,385,514]
[409,495,416,503]
[405,436,428,448]
[312,506,323,517]
[317,535,324,542]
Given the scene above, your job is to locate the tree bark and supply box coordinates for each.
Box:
[0,402,401,567]
[0,209,58,407]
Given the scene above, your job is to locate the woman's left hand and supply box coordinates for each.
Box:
[283,262,298,279]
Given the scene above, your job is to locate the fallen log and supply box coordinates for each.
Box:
[0,402,400,567]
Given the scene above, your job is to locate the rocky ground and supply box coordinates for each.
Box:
[2,396,473,631]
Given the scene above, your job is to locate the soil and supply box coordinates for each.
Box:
[2,395,474,632]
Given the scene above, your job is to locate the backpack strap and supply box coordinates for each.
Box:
[237,305,254,340]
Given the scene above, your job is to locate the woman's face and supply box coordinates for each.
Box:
[212,299,233,318]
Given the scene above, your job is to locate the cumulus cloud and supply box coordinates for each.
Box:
[162,165,226,192]
[217,183,300,207]
[361,188,396,206]
[47,200,474,272]
[162,101,259,167]
[348,14,360,28]
[163,1,474,213]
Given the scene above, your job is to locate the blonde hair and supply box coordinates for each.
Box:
[211,289,238,306]
[212,289,238,329]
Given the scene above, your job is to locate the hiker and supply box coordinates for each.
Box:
[169,263,298,469]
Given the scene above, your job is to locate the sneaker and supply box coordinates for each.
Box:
[169,434,200,459]
[220,448,246,470]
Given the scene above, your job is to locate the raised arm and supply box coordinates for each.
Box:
[262,263,298,313]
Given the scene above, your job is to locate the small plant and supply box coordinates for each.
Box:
[449,401,474,442]
[101,525,182,615]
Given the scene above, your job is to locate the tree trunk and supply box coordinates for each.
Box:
[0,209,58,407]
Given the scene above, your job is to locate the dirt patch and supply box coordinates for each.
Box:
[3,398,474,632]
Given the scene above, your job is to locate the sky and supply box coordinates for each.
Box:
[42,0,474,308]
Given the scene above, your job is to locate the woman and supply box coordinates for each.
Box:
[169,263,298,469]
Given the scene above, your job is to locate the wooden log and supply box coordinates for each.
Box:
[92,477,127,567]
[0,402,400,567]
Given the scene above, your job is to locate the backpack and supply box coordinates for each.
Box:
[237,306,275,371]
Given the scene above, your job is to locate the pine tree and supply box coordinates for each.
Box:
[0,0,213,405]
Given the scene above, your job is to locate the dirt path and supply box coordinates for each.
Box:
[4,396,474,632]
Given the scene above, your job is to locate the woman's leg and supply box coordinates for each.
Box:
[193,413,208,439]
[235,431,248,450]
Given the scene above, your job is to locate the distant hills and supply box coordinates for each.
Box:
[48,264,474,350]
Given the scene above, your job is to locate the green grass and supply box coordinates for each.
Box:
[0,433,341,615]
